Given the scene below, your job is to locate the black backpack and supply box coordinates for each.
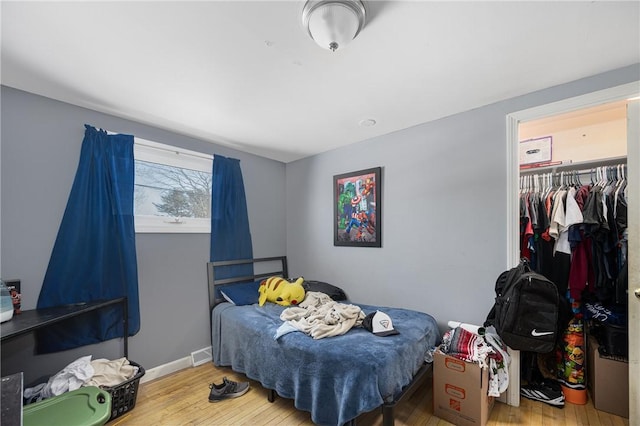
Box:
[484,259,570,354]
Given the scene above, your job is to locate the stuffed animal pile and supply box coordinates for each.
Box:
[258,276,305,306]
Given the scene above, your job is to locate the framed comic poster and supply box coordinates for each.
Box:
[333,167,381,247]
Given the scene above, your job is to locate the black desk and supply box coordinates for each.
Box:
[1,298,129,426]
[0,298,128,358]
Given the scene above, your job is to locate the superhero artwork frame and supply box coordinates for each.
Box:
[333,167,381,247]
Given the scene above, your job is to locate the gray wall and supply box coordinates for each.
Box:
[285,64,640,333]
[1,64,638,384]
[0,86,287,383]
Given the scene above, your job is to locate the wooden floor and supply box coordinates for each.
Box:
[110,363,629,426]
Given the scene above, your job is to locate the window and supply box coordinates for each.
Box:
[133,138,213,233]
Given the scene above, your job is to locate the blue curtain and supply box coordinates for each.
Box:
[210,155,253,280]
[36,125,140,353]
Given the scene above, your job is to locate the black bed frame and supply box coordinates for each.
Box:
[207,256,289,309]
[207,256,432,426]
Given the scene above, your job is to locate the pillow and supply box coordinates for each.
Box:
[302,280,347,301]
[219,281,260,306]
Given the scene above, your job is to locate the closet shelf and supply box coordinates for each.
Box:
[520,156,627,175]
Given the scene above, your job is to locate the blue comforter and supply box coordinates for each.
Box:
[211,302,439,425]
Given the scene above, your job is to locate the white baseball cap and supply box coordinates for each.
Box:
[363,310,399,336]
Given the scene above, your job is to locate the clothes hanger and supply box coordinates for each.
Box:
[614,164,627,199]
[612,164,625,217]
[519,175,524,193]
[559,171,565,190]
[597,166,606,188]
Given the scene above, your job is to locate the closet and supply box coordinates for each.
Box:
[516,99,630,417]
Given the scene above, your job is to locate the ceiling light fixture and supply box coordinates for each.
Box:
[302,0,366,52]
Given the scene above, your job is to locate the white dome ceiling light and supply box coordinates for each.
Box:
[302,0,366,52]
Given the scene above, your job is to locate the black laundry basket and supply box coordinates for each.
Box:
[104,360,145,421]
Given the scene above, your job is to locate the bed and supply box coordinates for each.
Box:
[207,257,440,426]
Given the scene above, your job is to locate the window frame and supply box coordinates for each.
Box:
[133,138,213,234]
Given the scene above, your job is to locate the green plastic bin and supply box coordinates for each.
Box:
[23,386,111,426]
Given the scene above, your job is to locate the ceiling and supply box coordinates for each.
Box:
[2,1,639,163]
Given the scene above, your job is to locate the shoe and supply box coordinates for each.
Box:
[208,377,250,402]
[520,380,565,408]
[556,377,586,390]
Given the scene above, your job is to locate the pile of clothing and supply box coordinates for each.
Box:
[440,324,510,398]
[23,355,138,404]
[275,291,364,340]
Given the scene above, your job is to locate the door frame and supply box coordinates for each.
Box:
[505,81,639,410]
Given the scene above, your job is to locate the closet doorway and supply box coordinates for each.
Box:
[505,81,639,421]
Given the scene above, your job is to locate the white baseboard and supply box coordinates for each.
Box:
[140,356,192,384]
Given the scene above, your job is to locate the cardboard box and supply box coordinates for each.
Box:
[586,334,629,418]
[433,349,494,426]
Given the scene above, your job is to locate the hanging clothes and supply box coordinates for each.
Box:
[519,158,629,410]
[519,163,628,304]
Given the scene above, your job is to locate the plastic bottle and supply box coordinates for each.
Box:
[0,280,15,322]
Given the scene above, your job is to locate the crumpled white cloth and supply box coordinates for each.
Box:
[85,357,137,388]
[484,326,511,397]
[276,291,364,340]
[24,355,94,403]
[23,356,138,404]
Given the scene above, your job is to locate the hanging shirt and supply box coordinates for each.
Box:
[549,189,567,243]
[568,229,595,301]
[521,193,534,259]
[583,186,607,235]
[541,190,555,242]
[574,184,591,211]
[555,187,583,254]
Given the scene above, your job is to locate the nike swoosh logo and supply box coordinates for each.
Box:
[531,329,554,337]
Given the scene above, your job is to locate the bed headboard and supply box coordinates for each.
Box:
[207,256,289,310]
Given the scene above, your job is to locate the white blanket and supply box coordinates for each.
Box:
[277,291,364,340]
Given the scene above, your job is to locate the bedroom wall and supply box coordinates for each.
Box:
[0,86,287,384]
[284,64,640,335]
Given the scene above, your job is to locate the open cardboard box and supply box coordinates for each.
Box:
[433,349,494,426]
[586,334,629,418]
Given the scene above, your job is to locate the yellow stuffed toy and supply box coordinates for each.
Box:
[258,276,306,306]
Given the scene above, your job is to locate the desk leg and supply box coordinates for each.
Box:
[123,297,129,359]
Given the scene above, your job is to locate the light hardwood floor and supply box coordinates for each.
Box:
[110,363,629,425]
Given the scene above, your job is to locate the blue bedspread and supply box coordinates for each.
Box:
[211,302,439,425]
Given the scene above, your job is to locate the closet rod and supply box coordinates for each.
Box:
[526,165,626,178]
[520,155,627,175]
